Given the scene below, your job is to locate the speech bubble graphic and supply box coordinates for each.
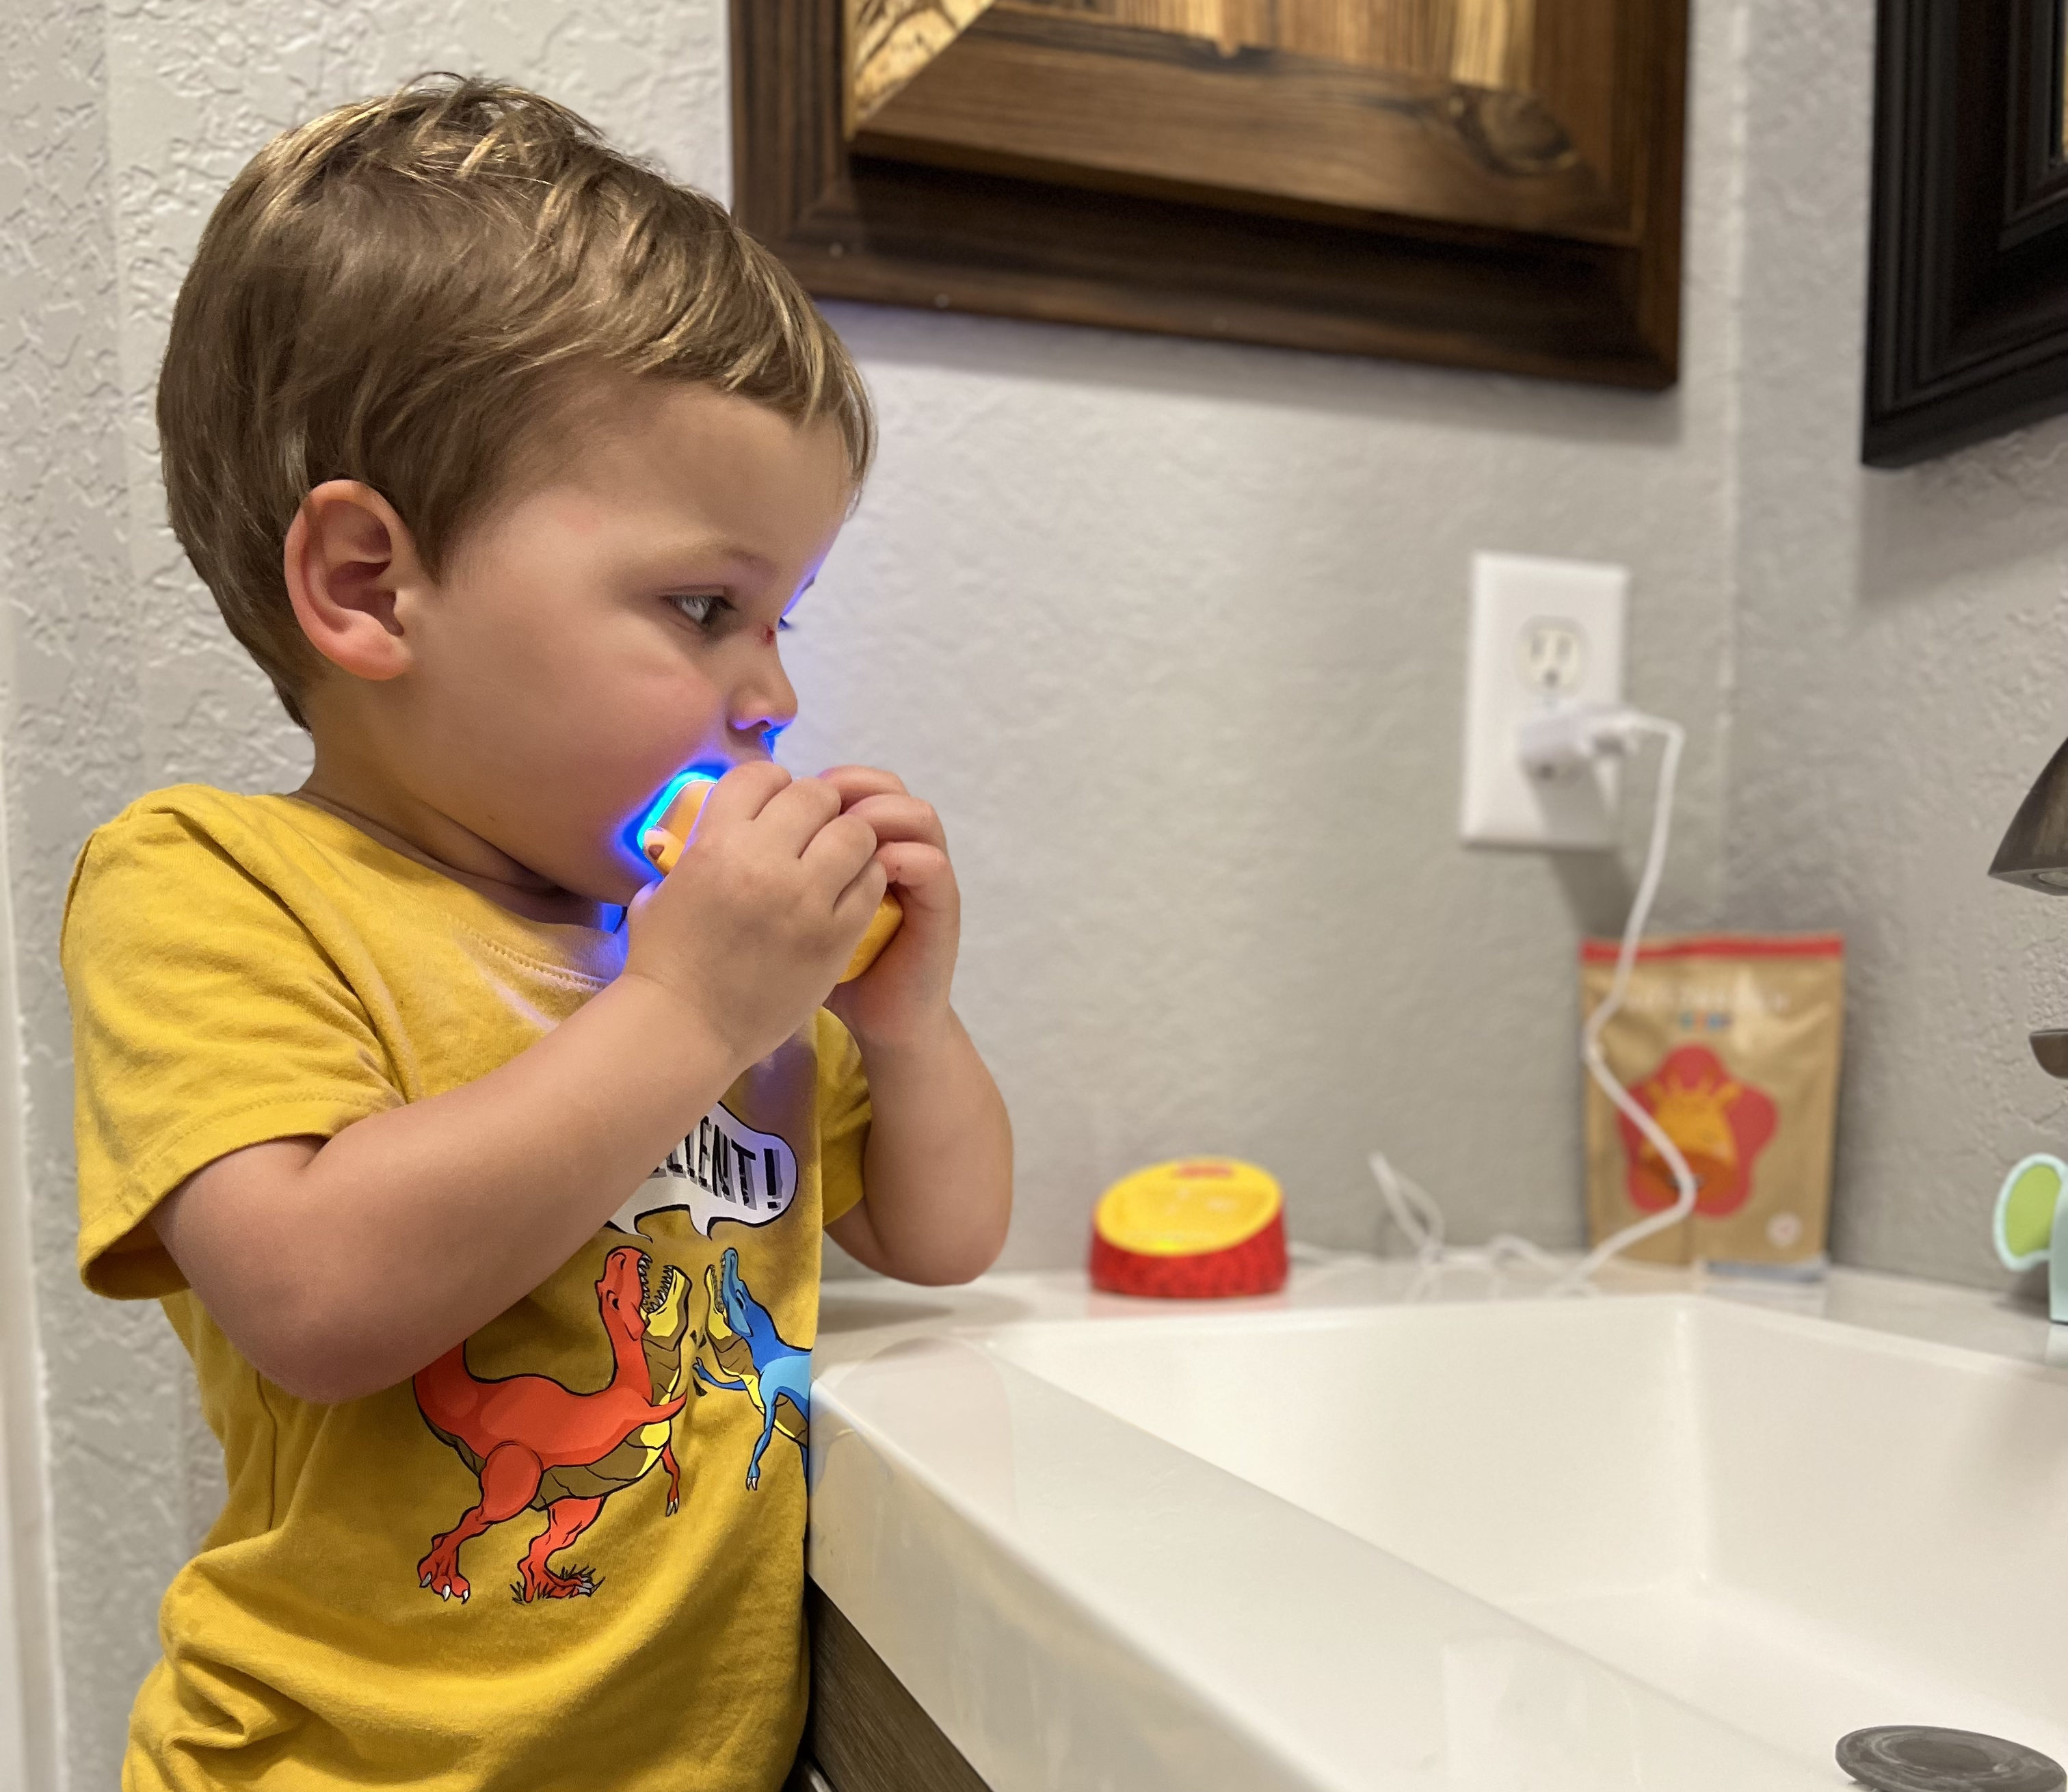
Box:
[609,1102,800,1241]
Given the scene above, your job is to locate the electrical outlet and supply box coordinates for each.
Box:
[1460,551,1628,849]
[1518,619,1587,694]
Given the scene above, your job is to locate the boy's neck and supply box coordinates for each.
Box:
[295,739,611,931]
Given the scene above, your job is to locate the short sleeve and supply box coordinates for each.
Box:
[62,811,402,1299]
[813,1009,871,1226]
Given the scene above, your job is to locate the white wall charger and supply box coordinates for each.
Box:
[1515,702,1647,780]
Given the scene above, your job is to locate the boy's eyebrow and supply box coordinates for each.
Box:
[637,542,778,592]
[646,540,776,582]
[709,542,775,572]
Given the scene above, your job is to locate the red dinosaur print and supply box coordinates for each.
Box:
[412,1246,691,1605]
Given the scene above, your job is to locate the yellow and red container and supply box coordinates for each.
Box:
[1089,1157,1287,1299]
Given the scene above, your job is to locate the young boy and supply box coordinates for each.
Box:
[60,75,1012,1792]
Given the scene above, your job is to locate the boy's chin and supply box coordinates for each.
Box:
[501,840,650,912]
[550,871,644,912]
[587,844,664,908]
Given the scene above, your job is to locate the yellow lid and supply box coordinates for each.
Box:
[1094,1158,1282,1257]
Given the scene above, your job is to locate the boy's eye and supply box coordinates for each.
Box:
[667,592,793,637]
[667,592,730,630]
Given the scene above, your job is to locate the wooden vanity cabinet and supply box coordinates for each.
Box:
[792,1583,994,1792]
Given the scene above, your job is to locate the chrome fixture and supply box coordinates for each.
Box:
[1990,735,2068,1079]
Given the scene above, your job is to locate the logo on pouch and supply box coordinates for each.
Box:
[1618,1044,1777,1219]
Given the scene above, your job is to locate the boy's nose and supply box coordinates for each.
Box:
[728,654,797,740]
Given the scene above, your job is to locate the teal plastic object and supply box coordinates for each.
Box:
[1991,1153,2068,1323]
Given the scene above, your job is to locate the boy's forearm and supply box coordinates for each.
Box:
[834,1012,1012,1284]
[163,973,739,1401]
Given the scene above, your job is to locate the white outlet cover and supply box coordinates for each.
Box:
[1461,551,1628,849]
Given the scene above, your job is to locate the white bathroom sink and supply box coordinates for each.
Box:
[809,1267,2068,1791]
[982,1295,2068,1771]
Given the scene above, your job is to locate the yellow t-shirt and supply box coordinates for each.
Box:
[62,785,869,1792]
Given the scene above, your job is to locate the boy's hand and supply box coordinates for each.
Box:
[819,765,958,1049]
[626,762,884,1067]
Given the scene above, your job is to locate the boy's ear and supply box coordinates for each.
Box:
[282,481,427,682]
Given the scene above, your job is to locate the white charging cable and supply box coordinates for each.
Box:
[1370,704,1699,1295]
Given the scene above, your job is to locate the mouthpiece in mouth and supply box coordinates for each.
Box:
[636,772,720,876]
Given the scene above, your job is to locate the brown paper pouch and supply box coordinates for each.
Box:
[1582,934,1844,1271]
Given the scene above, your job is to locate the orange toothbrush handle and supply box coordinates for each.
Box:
[837,891,904,983]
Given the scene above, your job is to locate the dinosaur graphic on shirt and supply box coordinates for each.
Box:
[412,1246,691,1604]
[694,1247,810,1490]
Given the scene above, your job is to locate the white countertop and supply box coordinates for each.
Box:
[806,1254,2067,1792]
[816,1250,2067,1373]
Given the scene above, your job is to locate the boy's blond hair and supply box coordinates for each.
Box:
[159,74,875,726]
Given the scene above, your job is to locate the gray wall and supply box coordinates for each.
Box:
[1725,0,2068,1289]
[8,0,2065,1782]
[6,5,149,1784]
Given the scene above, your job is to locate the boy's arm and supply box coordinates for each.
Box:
[155,976,732,1403]
[821,769,1013,1284]
[825,1011,1012,1284]
[150,766,884,1404]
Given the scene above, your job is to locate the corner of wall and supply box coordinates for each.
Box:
[0,744,64,1792]
[3,0,161,1782]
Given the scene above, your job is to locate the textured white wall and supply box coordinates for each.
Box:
[5,5,146,1784]
[796,2,1754,1274]
[796,286,1742,1274]
[1725,0,2068,1290]
[0,748,60,1792]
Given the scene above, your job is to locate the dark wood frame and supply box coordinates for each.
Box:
[732,2,1691,389]
[1864,0,2068,464]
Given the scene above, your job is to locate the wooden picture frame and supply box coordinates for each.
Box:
[731,2,1691,388]
[1864,0,2068,465]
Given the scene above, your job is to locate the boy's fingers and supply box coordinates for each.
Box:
[754,776,845,856]
[832,855,892,927]
[839,793,945,849]
[871,841,954,908]
[820,764,907,804]
[873,799,947,849]
[800,811,879,892]
[697,761,791,828]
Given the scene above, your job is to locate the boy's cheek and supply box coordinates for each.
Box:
[422,628,734,896]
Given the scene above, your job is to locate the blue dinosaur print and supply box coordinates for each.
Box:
[694,1248,810,1490]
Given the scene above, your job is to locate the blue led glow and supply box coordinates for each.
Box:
[625,766,721,863]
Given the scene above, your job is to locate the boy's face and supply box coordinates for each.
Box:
[386,380,855,906]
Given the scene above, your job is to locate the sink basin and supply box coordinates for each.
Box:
[981,1295,2068,1771]
[810,1267,2068,1791]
